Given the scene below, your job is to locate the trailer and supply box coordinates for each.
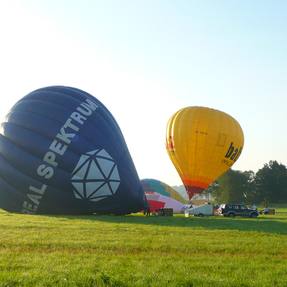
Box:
[184,203,214,217]
[156,208,173,216]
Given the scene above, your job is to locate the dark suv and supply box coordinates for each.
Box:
[218,204,259,218]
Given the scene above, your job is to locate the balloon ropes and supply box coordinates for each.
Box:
[166,106,244,200]
[0,86,145,214]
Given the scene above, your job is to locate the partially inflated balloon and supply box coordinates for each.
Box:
[141,178,187,213]
[0,86,145,214]
[166,107,244,199]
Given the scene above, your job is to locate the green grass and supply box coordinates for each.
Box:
[0,209,287,287]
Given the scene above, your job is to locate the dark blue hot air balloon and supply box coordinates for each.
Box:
[0,86,145,214]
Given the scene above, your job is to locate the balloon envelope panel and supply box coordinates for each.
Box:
[0,86,145,214]
[166,107,244,199]
[141,178,187,213]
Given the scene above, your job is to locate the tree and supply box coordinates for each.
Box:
[254,161,287,204]
[174,160,287,204]
[213,169,255,203]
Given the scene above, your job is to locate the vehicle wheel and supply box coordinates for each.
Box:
[198,213,204,217]
[250,212,258,218]
[228,213,235,217]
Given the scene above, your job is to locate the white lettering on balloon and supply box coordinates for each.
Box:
[21,99,98,213]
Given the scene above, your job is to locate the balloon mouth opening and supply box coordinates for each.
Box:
[185,186,206,200]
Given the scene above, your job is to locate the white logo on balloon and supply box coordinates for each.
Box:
[71,149,120,202]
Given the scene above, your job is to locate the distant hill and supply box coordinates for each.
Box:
[172,185,189,200]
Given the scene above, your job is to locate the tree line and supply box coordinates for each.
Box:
[209,160,287,205]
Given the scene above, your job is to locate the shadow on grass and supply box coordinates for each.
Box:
[51,213,287,235]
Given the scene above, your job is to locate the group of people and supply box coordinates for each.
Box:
[143,206,151,216]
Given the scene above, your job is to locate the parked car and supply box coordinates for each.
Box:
[259,208,275,215]
[217,203,259,218]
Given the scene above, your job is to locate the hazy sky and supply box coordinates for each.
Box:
[0,0,286,186]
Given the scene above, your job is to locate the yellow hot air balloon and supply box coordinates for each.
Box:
[166,106,244,199]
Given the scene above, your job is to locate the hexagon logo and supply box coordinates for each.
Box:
[71,149,120,202]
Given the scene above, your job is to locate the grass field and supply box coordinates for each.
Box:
[0,209,286,287]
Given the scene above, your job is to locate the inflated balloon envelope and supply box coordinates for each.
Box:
[141,178,188,213]
[166,106,244,200]
[0,86,145,214]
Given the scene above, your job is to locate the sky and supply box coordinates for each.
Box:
[0,0,287,186]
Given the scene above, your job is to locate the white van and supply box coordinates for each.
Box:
[184,203,214,217]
